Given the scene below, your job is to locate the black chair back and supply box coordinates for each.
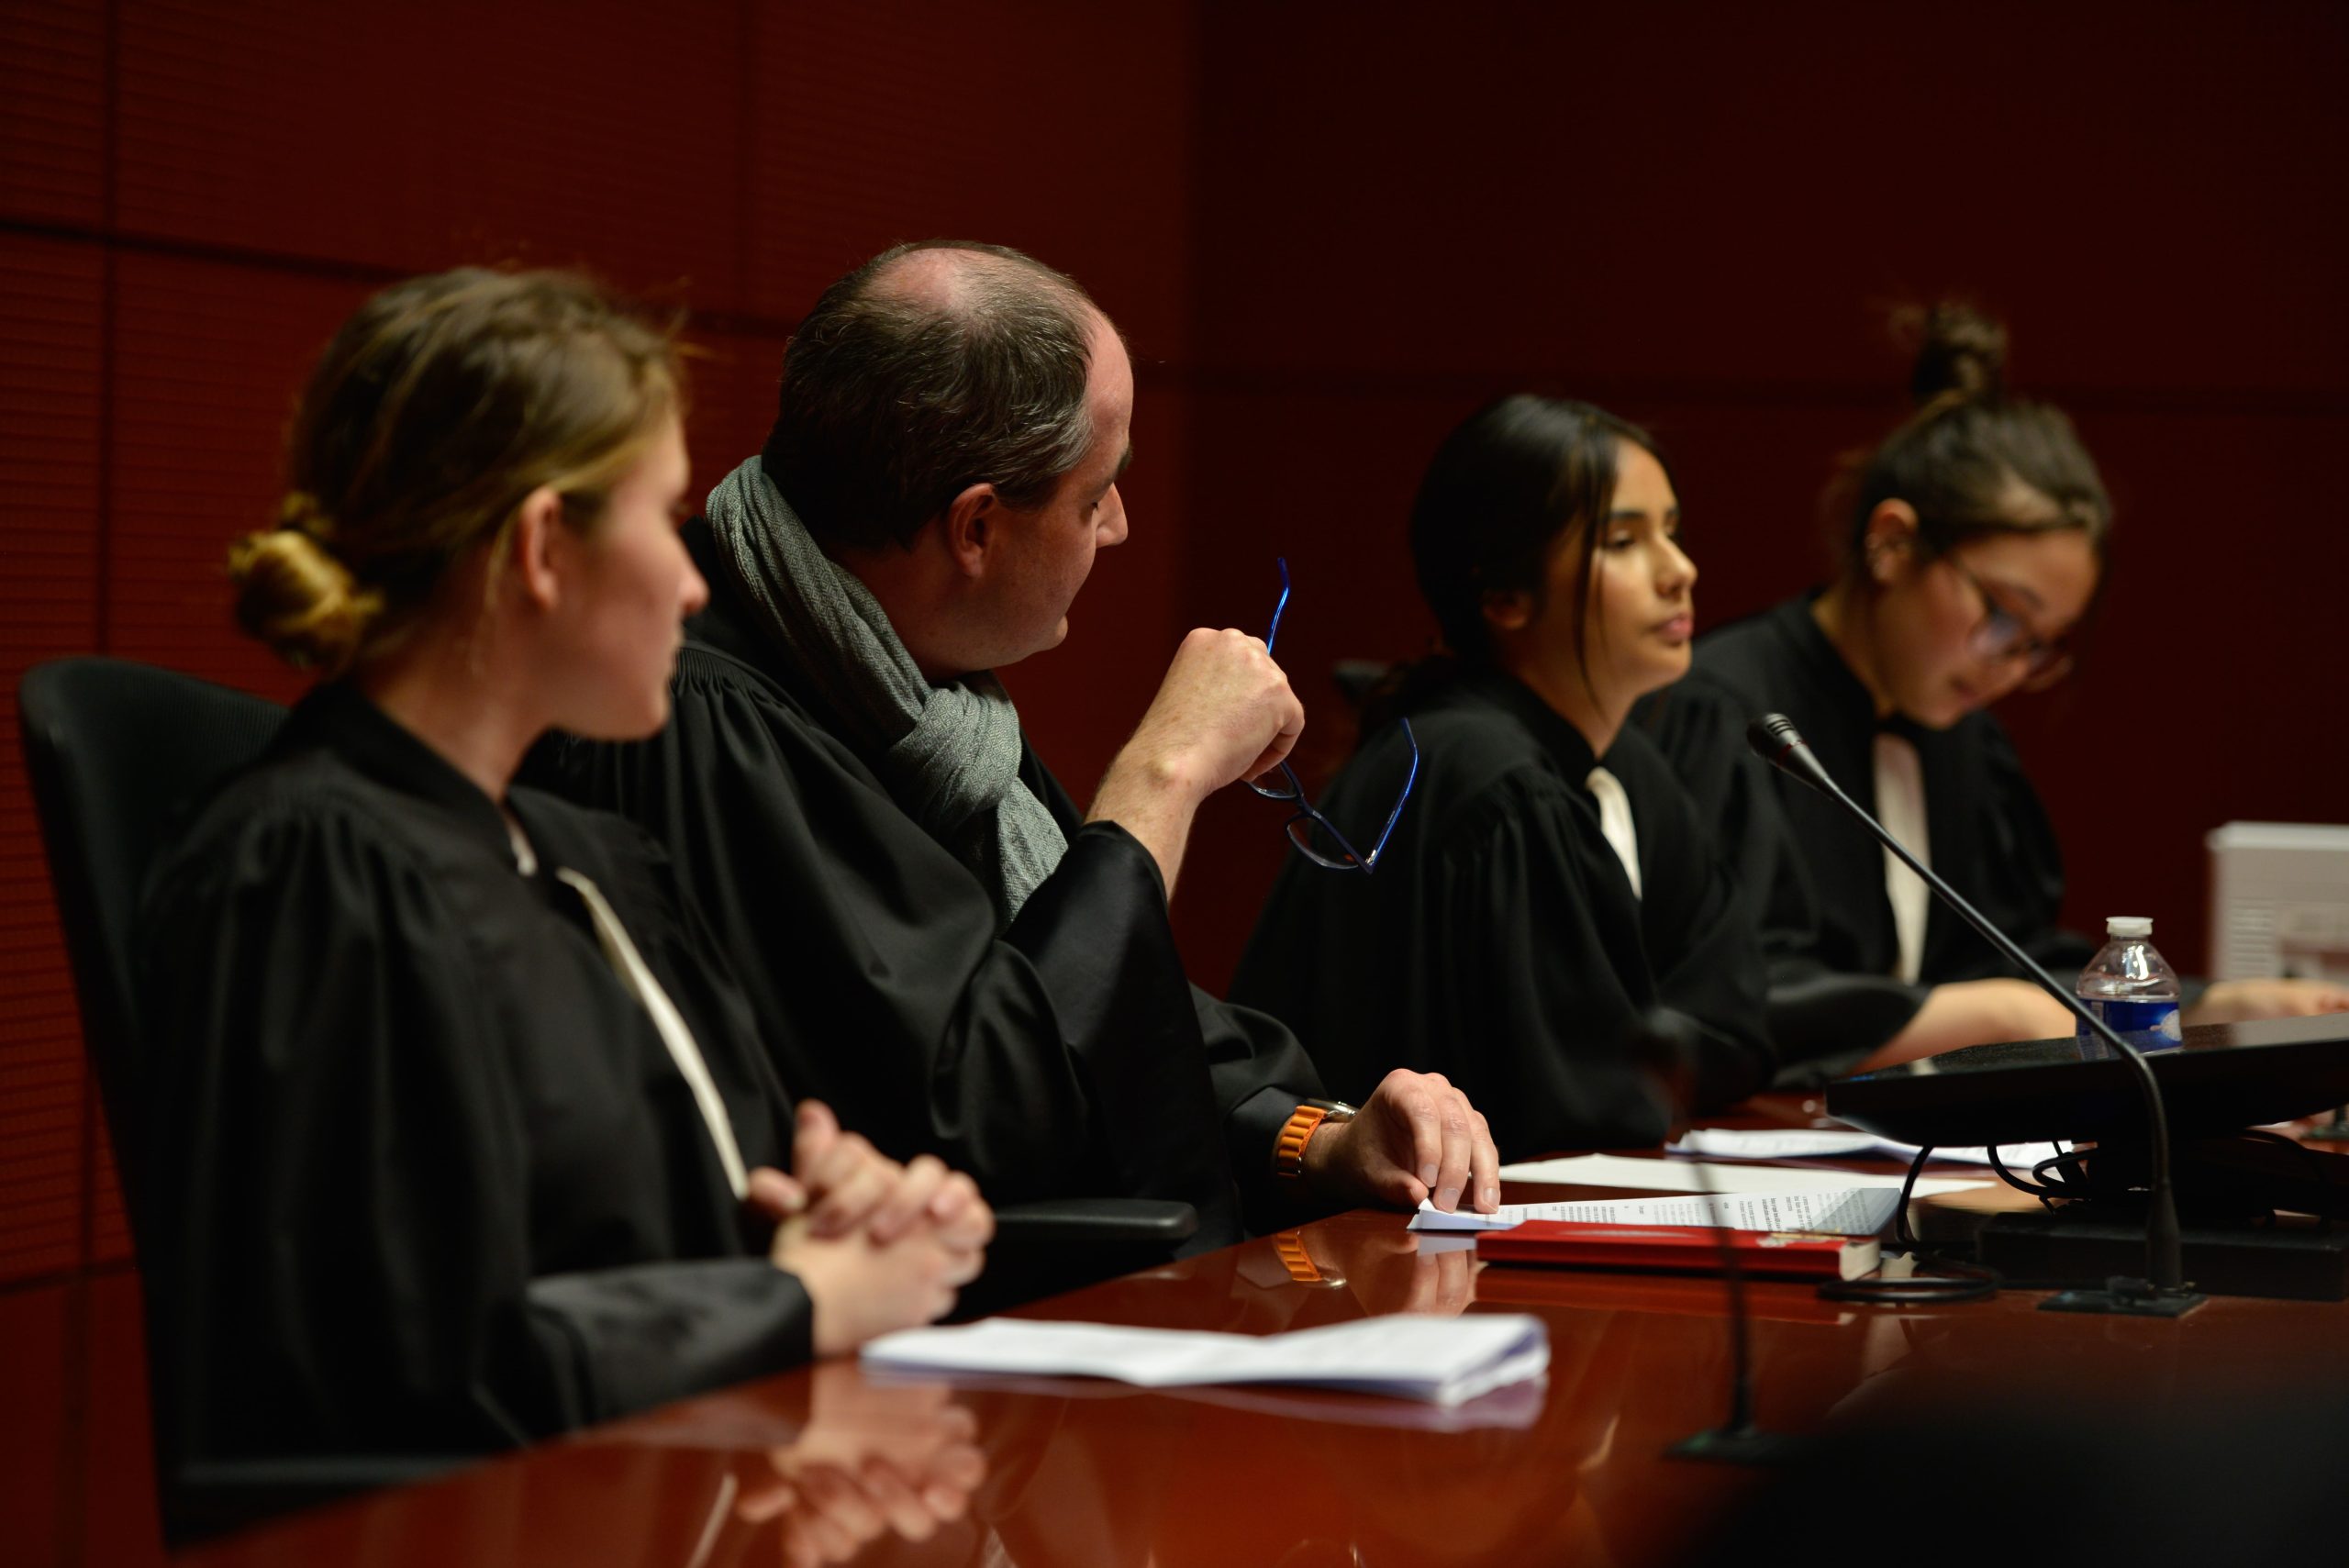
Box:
[17,655,1187,1533]
[17,656,285,1250]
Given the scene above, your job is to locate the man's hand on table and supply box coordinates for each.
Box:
[1302,1068,1501,1214]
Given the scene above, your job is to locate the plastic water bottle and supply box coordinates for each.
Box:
[2076,917,2183,1052]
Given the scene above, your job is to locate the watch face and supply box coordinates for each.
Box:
[1306,1098,1358,1120]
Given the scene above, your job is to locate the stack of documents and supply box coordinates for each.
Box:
[1490,1152,1987,1199]
[863,1313,1549,1407]
[1411,1185,1903,1236]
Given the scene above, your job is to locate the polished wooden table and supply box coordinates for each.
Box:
[177,1118,2349,1567]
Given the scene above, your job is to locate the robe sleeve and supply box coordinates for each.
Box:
[1190,988,1326,1230]
[1640,683,1929,1075]
[1020,756,1322,1216]
[536,653,1246,1236]
[138,805,811,1469]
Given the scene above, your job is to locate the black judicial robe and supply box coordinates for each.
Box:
[529,519,1321,1245]
[139,684,807,1472]
[1640,593,2092,1072]
[1229,668,1774,1162]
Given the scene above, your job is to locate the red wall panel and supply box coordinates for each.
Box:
[10,6,2343,1562]
[0,236,104,1285]
[0,1280,69,1565]
[6,10,1207,1555]
[105,251,362,695]
[741,1,1200,354]
[0,0,104,228]
[1188,3,2349,395]
[1174,3,2349,986]
[78,1270,160,1561]
[114,0,750,305]
[678,325,791,504]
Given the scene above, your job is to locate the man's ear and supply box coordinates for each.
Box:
[941,482,999,579]
[1480,586,1534,636]
[510,486,570,610]
[1863,500,1920,585]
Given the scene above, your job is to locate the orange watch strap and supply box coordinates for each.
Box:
[1273,1229,1325,1284]
[1274,1104,1330,1179]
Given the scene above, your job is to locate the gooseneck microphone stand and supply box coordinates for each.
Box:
[1634,1010,1808,1464]
[1747,715,2203,1317]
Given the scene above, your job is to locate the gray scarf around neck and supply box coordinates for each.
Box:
[704,458,1067,926]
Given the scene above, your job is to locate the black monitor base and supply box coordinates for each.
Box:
[2039,1278,2207,1318]
[2307,1106,2349,1142]
[1667,1426,1811,1465]
[1982,1207,2349,1301]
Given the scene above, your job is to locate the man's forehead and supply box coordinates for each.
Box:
[1086,313,1133,398]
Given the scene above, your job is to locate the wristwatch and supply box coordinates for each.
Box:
[1273,1229,1346,1287]
[1273,1098,1358,1179]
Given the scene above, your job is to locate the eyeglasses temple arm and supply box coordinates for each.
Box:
[1265,556,1290,657]
[1361,718,1421,870]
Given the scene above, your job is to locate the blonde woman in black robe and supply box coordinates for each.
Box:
[139,270,990,1486]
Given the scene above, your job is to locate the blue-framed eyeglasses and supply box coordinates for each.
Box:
[1246,558,1419,872]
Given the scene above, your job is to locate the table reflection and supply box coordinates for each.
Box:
[178,1217,1876,1568]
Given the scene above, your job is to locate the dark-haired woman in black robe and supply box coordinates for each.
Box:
[1642,305,2349,1075]
[139,270,988,1492]
[1231,397,1772,1162]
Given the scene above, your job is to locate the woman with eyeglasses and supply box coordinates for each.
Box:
[139,270,989,1494]
[1230,396,1774,1161]
[1643,304,2347,1076]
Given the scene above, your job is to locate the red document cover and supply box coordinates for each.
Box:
[1475,1221,1879,1281]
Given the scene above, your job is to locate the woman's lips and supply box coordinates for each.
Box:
[1653,613,1694,641]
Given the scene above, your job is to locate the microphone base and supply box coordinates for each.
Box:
[1666,1425,1812,1466]
[2039,1280,2207,1318]
[1979,1203,2349,1300]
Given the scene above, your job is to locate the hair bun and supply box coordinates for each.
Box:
[1901,302,2009,406]
[276,489,333,539]
[227,515,381,675]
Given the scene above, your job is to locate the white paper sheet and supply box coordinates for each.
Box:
[1666,1128,2063,1169]
[1408,1184,1902,1237]
[1494,1151,1984,1198]
[1665,1129,1881,1160]
[862,1313,1550,1407]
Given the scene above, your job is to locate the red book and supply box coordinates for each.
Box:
[1475,1221,1880,1282]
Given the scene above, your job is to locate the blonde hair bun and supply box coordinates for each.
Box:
[228,505,382,674]
[242,269,678,675]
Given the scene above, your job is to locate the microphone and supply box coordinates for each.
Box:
[1744,714,2202,1316]
[1632,1008,1806,1465]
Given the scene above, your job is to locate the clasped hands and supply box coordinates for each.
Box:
[746,1101,995,1356]
[733,1365,985,1568]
